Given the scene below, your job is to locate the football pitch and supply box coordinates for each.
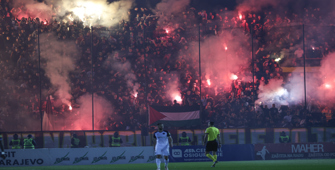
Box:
[1,159,334,170]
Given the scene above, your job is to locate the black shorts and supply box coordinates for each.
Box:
[206,140,218,152]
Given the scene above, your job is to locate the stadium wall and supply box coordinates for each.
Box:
[1,143,334,167]
[0,144,255,167]
[1,127,334,148]
[0,147,156,167]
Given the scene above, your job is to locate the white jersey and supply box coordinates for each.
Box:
[154,130,170,146]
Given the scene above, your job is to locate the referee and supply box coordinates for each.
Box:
[203,121,221,167]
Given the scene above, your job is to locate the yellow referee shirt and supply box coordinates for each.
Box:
[205,126,220,141]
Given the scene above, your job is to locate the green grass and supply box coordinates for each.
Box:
[1,159,334,170]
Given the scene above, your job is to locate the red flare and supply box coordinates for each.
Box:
[325,84,331,89]
[207,79,211,86]
[231,74,238,80]
[174,95,182,102]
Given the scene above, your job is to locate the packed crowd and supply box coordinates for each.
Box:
[0,0,334,131]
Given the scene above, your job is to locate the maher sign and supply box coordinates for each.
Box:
[255,143,335,160]
[292,144,324,153]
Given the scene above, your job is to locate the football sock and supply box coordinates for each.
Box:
[164,158,169,167]
[206,154,215,162]
[214,155,217,161]
[156,158,161,169]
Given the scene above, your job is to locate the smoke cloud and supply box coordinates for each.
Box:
[318,52,335,100]
[105,52,139,97]
[256,72,322,107]
[188,29,251,89]
[236,0,286,13]
[166,73,182,104]
[39,34,78,106]
[12,0,134,27]
[51,0,134,27]
[125,73,140,97]
[256,78,289,106]
[71,93,113,130]
[153,0,190,26]
[284,73,305,104]
[11,0,53,21]
[154,0,190,16]
[39,34,116,130]
[278,53,335,106]
[257,51,335,107]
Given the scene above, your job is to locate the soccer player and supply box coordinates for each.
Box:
[203,121,221,167]
[0,133,6,159]
[153,123,173,170]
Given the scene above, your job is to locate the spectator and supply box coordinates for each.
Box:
[279,131,291,143]
[179,132,192,146]
[173,100,180,107]
[71,134,80,148]
[283,112,292,127]
[110,132,123,147]
[9,134,21,149]
[269,104,279,122]
[23,134,36,149]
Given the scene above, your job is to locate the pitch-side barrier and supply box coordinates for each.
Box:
[2,142,334,167]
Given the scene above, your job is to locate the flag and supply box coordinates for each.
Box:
[46,95,53,115]
[43,96,53,131]
[149,105,201,127]
[42,111,53,131]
